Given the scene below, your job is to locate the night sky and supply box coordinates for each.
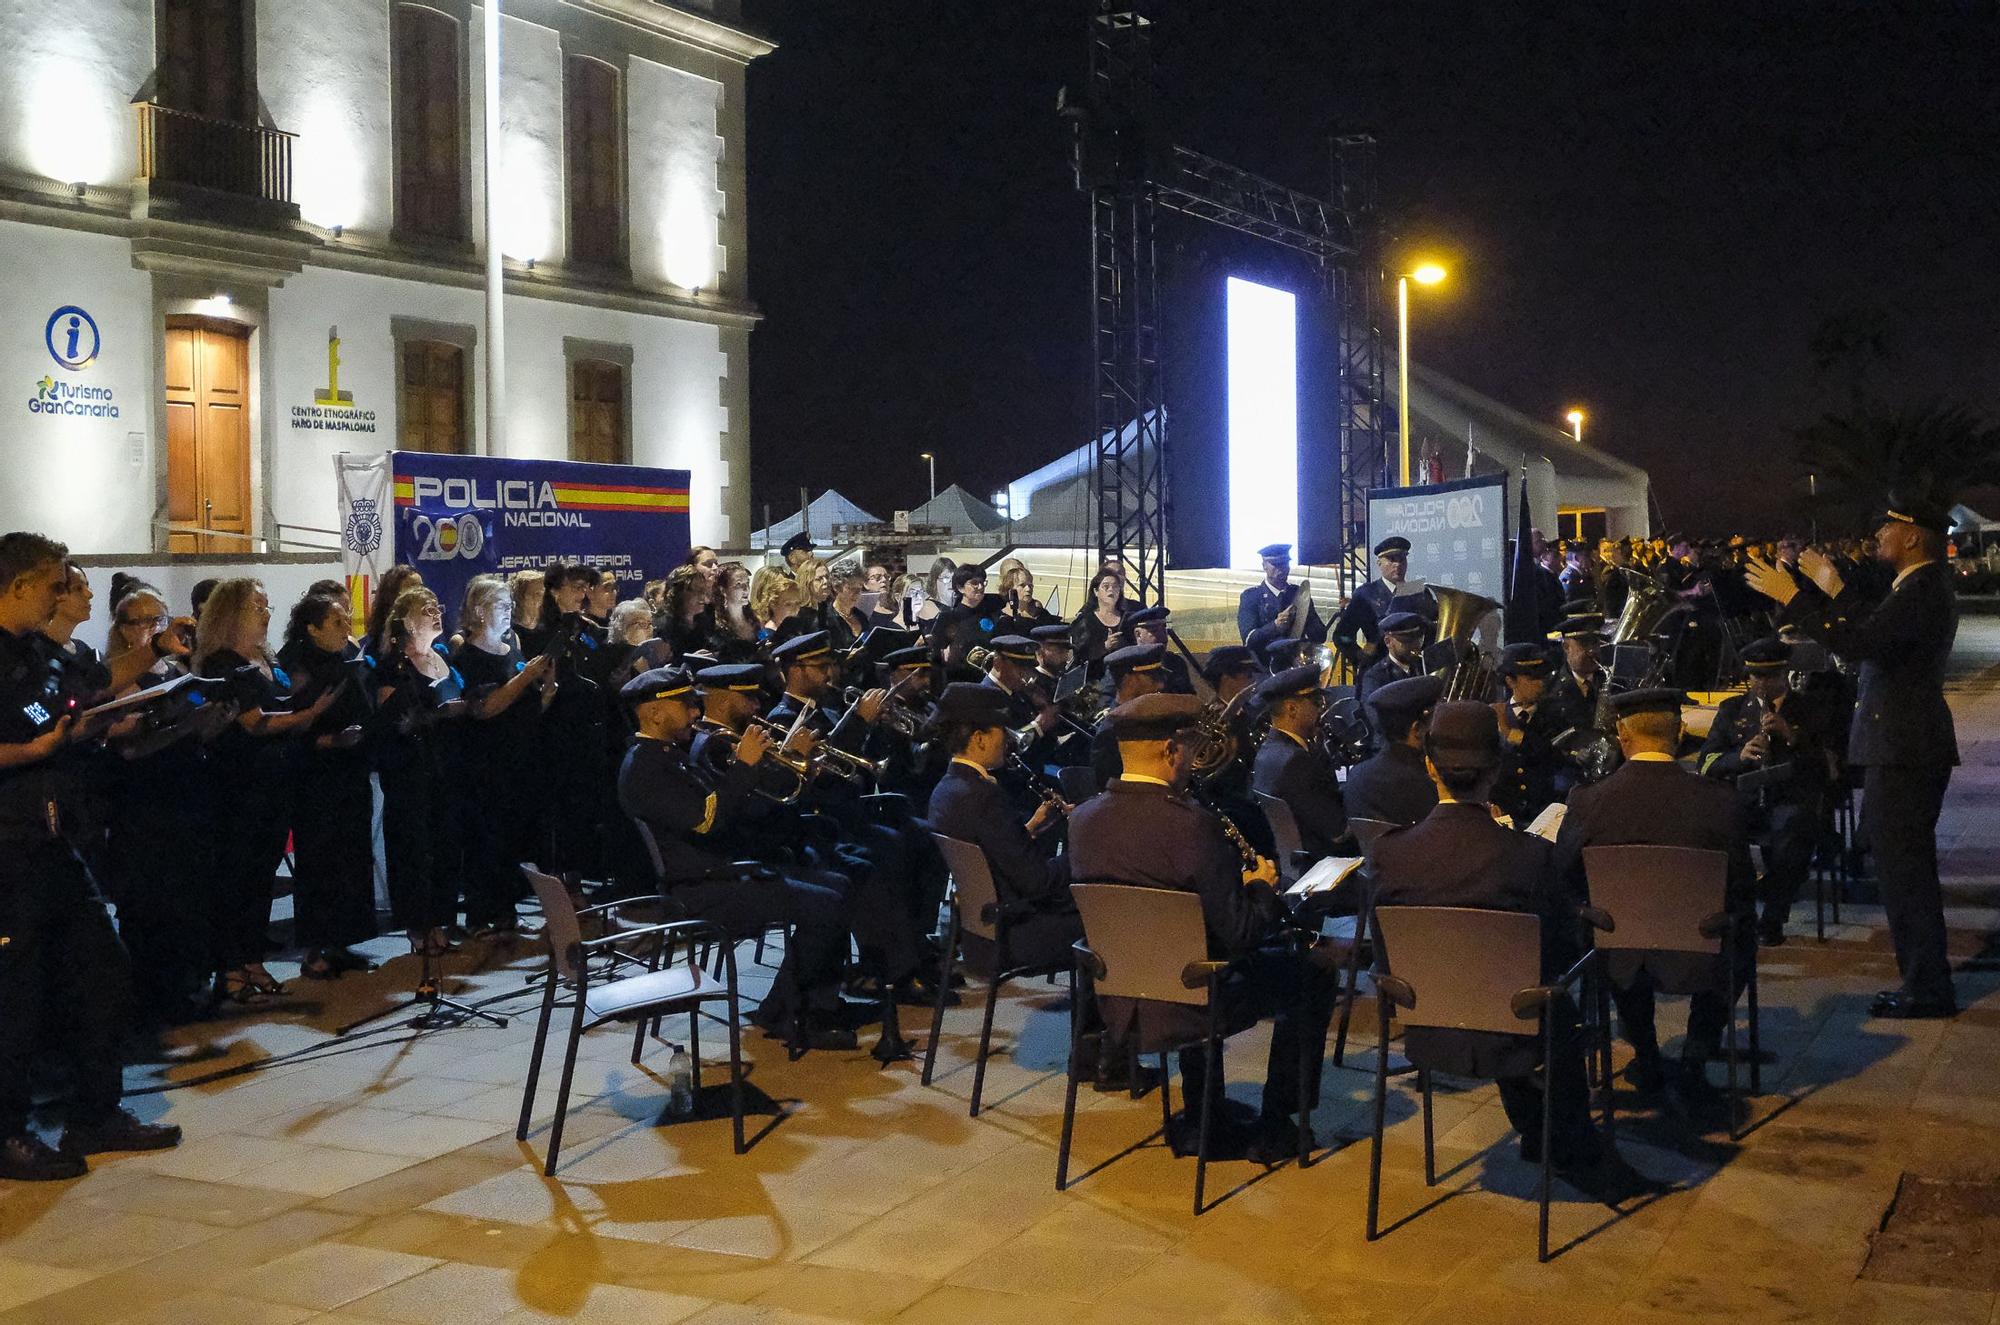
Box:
[741,1,2000,539]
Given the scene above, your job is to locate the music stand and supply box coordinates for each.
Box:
[337,940,507,1036]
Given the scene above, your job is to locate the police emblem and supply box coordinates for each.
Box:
[344,498,383,556]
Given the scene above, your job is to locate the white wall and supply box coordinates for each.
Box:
[629,57,723,292]
[0,0,150,189]
[260,0,393,235]
[0,221,157,551]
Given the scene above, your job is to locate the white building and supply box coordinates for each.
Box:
[0,0,770,558]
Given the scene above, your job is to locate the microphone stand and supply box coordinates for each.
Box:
[337,937,508,1036]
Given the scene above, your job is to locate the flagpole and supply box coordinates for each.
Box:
[482,0,506,457]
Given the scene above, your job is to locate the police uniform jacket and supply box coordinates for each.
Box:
[617,734,759,884]
[1251,727,1347,857]
[1696,690,1835,797]
[1237,582,1327,652]
[0,626,84,843]
[1545,667,1607,737]
[1342,740,1438,828]
[1370,801,1569,1076]
[1781,561,1957,769]
[1491,699,1566,825]
[1356,654,1421,712]
[927,761,1070,909]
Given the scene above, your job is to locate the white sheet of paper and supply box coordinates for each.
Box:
[1285,855,1365,899]
[1525,802,1567,841]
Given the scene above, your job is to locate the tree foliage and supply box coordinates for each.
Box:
[1793,401,2000,521]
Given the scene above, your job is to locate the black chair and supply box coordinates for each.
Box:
[1582,844,1759,1136]
[1328,816,1398,1068]
[1365,905,1597,1262]
[1057,765,1099,806]
[1056,883,1312,1214]
[516,866,746,1173]
[922,833,1073,1116]
[1250,789,1315,887]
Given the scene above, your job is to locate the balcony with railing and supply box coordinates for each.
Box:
[134,101,300,226]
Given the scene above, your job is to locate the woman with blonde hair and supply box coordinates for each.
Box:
[509,569,546,645]
[194,578,340,1002]
[750,566,805,642]
[712,562,759,653]
[995,558,1057,628]
[452,575,555,936]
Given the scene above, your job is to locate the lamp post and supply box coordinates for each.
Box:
[919,452,936,502]
[1397,262,1446,486]
[1565,409,1585,443]
[481,0,505,457]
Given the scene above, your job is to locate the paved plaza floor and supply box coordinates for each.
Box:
[7,623,2000,1324]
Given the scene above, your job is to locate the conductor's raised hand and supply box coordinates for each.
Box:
[1797,547,1846,598]
[1743,554,1799,607]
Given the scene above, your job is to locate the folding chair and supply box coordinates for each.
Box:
[1365,905,1596,1262]
[1057,765,1099,806]
[1327,816,1399,1067]
[516,866,746,1173]
[1056,883,1312,1214]
[1582,844,1758,1136]
[1251,790,1313,886]
[922,834,1074,1115]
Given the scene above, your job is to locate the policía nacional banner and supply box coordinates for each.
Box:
[336,451,691,628]
[1365,473,1508,601]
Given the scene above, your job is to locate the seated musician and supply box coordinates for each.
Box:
[1372,701,1661,1200]
[1089,643,1167,789]
[767,633,946,1007]
[1123,606,1194,694]
[1030,623,1075,691]
[1344,674,1443,827]
[1545,615,1610,736]
[926,683,1076,967]
[1193,644,1275,857]
[1356,611,1427,712]
[869,645,939,799]
[1492,643,1568,824]
[1696,638,1836,948]
[1068,694,1336,1163]
[613,665,857,1050]
[1028,624,1092,772]
[1238,542,1327,653]
[1252,665,1349,859]
[1555,688,1756,1106]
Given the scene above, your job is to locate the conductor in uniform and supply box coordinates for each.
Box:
[1345,674,1443,827]
[1238,543,1327,653]
[1068,693,1336,1162]
[1746,497,1959,1018]
[1697,638,1837,946]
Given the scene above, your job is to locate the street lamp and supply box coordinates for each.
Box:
[1398,262,1447,486]
[918,452,936,502]
[1565,408,1585,443]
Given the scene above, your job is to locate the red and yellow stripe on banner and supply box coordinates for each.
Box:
[391,476,689,513]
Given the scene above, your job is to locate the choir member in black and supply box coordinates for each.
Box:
[1237,543,1327,654]
[995,561,1060,630]
[1697,638,1837,946]
[1545,615,1610,737]
[767,633,941,1005]
[1068,693,1336,1162]
[1069,568,1130,667]
[195,578,339,1002]
[929,564,1000,664]
[1252,666,1349,858]
[1371,701,1658,1200]
[1747,501,1958,1017]
[1491,643,1568,825]
[451,575,557,934]
[926,683,1078,966]
[0,532,181,1181]
[525,563,614,884]
[1089,643,1167,788]
[1555,688,1756,1105]
[362,564,425,658]
[616,665,857,1050]
[372,586,466,955]
[1355,611,1427,711]
[1345,675,1443,826]
[824,566,871,653]
[276,592,377,979]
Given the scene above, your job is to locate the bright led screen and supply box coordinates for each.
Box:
[1226,276,1298,568]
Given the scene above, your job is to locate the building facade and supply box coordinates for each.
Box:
[0,0,768,556]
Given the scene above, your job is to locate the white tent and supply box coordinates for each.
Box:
[749,489,881,550]
[910,483,1006,537]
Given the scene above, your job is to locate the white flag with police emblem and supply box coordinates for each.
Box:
[335,451,393,632]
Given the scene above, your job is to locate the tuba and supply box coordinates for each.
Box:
[1607,569,1674,646]
[1431,585,1503,701]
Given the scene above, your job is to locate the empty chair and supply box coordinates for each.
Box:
[1365,905,1598,1262]
[1252,790,1311,886]
[1582,844,1759,1133]
[922,834,1075,1116]
[1057,883,1313,1214]
[516,866,747,1173]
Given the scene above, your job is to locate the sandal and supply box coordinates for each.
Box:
[246,964,287,995]
[217,971,260,1004]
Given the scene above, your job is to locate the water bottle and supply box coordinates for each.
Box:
[665,1047,695,1118]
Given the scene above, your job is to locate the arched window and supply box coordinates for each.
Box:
[394,5,465,243]
[565,56,623,267]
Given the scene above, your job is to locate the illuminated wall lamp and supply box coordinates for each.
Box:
[70,181,87,201]
[332,223,344,239]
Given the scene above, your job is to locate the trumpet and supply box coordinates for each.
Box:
[813,741,886,785]
[696,718,814,804]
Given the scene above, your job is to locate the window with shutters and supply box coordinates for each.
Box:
[393,5,465,243]
[569,359,627,464]
[399,341,469,454]
[565,56,624,268]
[157,0,252,122]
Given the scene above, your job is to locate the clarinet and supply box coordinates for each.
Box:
[1191,785,1264,871]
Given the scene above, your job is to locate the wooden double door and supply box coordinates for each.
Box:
[165,318,252,553]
